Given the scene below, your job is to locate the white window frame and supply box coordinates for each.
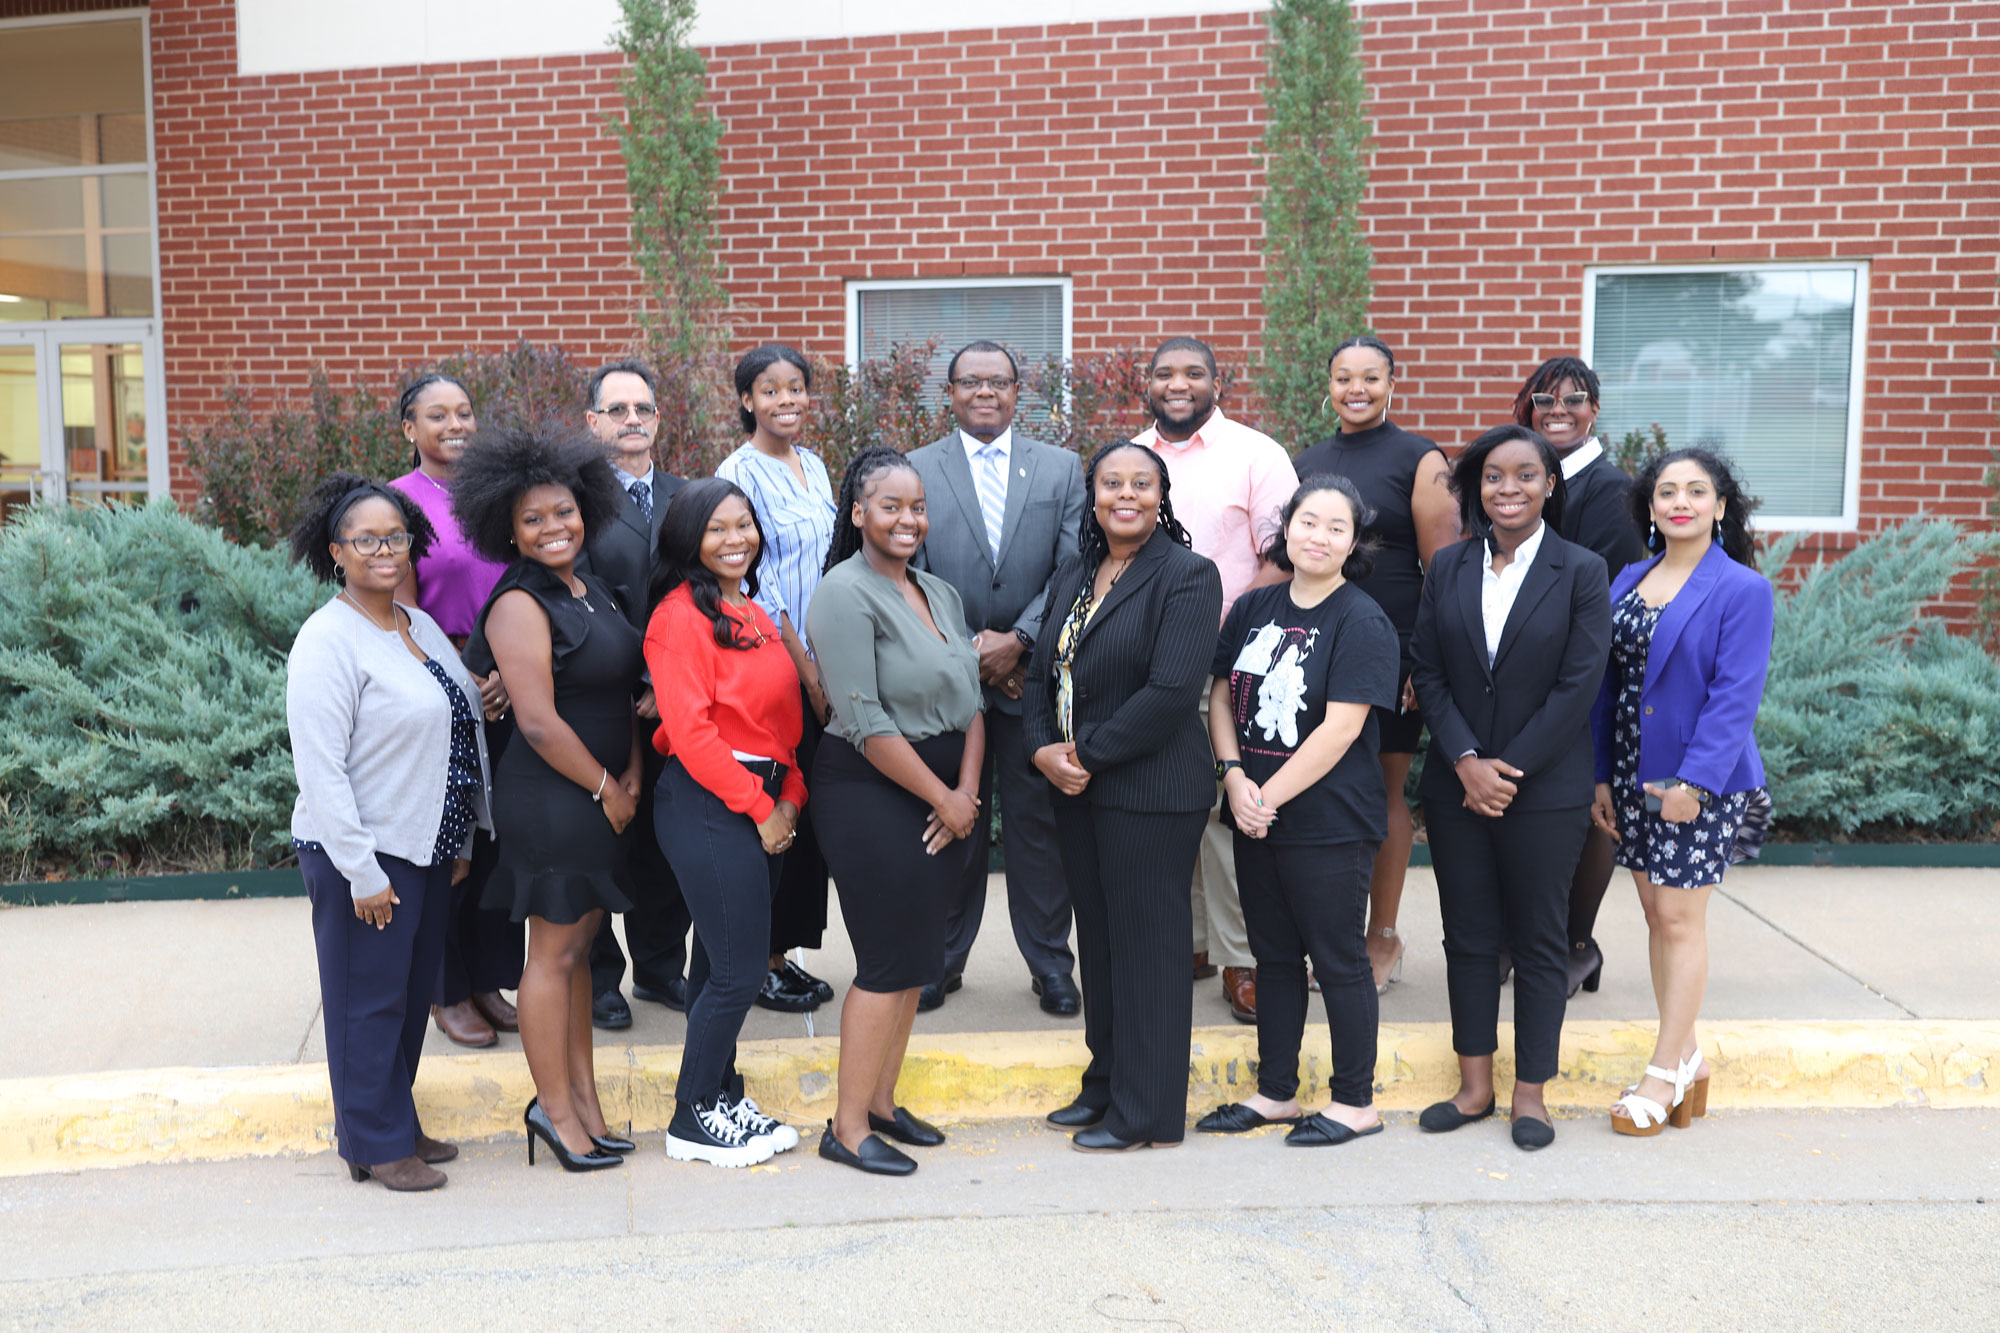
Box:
[844,276,1074,372]
[1581,259,1868,533]
[0,7,167,501]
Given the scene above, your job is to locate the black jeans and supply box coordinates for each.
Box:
[654,758,781,1108]
[1235,837,1379,1108]
[1424,802,1589,1084]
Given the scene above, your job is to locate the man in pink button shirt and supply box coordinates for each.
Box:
[1132,337,1298,1024]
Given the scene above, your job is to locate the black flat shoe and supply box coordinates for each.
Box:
[1071,1125,1178,1153]
[916,972,963,1013]
[591,990,633,1031]
[1045,1099,1107,1129]
[1566,940,1604,997]
[1195,1102,1301,1134]
[753,967,820,1014]
[1418,1098,1497,1133]
[591,1133,637,1154]
[867,1106,945,1147]
[1031,973,1082,1016]
[818,1124,917,1176]
[778,958,835,1004]
[1286,1113,1385,1147]
[632,976,688,1012]
[1511,1114,1556,1151]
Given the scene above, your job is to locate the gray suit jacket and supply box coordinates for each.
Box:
[909,431,1085,715]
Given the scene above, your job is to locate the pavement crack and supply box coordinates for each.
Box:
[1417,1206,1490,1331]
[291,1000,322,1064]
[1718,888,1920,1018]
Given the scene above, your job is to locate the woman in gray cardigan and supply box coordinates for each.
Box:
[286,474,494,1193]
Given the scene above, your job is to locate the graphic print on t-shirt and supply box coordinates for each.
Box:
[1231,621,1319,752]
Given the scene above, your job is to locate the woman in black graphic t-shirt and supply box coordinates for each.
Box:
[1198,475,1399,1149]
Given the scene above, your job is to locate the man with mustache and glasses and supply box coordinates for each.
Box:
[1130,338,1298,1025]
[579,359,690,1030]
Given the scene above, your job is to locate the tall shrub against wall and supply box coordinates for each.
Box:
[1258,0,1373,451]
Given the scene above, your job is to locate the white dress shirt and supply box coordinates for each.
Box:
[1559,437,1604,480]
[1480,520,1547,666]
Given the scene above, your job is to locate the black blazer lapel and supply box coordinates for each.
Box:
[1455,543,1492,681]
[1074,530,1169,649]
[993,445,1037,569]
[1491,538,1565,675]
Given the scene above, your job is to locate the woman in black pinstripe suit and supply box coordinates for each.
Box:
[1024,442,1224,1152]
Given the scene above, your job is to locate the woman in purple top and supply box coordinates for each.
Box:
[389,373,523,1050]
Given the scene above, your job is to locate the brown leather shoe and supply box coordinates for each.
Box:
[1192,950,1219,981]
[348,1155,446,1191]
[432,1000,497,1048]
[414,1129,459,1165]
[470,990,519,1032]
[1223,967,1257,1024]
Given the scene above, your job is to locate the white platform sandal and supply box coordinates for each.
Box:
[1612,1047,1704,1137]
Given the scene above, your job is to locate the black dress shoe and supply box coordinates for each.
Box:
[1046,1099,1107,1129]
[818,1124,917,1176]
[1195,1102,1301,1134]
[1071,1125,1177,1152]
[916,971,963,1013]
[754,966,820,1013]
[632,976,688,1011]
[1511,1114,1556,1151]
[1418,1097,1497,1133]
[591,990,633,1031]
[1286,1113,1385,1147]
[778,958,835,1004]
[591,1132,637,1154]
[1031,973,1081,1016]
[867,1106,945,1147]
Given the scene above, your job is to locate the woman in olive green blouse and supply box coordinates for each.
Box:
[805,447,986,1177]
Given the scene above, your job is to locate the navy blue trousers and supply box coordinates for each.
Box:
[302,846,452,1166]
[655,758,782,1108]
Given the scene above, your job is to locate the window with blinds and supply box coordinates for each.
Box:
[1586,264,1865,525]
[850,280,1069,424]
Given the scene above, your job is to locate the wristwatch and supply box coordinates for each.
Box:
[1014,628,1035,650]
[1216,759,1243,781]
[1673,778,1716,809]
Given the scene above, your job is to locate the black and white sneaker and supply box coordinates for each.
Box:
[729,1094,800,1152]
[665,1098,774,1168]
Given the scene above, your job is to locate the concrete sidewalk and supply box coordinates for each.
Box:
[2,865,1995,1174]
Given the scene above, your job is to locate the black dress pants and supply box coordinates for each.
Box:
[769,694,829,954]
[1056,801,1205,1144]
[591,742,692,998]
[940,708,1075,982]
[1235,837,1379,1107]
[1424,801,1590,1084]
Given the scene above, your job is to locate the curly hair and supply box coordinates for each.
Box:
[733,344,813,436]
[1630,447,1760,567]
[1509,356,1601,430]
[1072,441,1193,600]
[1259,474,1380,581]
[824,445,919,573]
[649,477,768,649]
[1449,424,1570,549]
[448,425,628,564]
[287,472,436,585]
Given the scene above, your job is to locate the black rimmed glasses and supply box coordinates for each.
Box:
[1530,392,1592,411]
[950,375,1019,393]
[333,532,415,556]
[599,401,658,420]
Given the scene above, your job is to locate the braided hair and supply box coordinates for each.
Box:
[1073,441,1192,600]
[823,445,919,574]
[1630,447,1759,567]
[288,472,436,584]
[398,372,473,470]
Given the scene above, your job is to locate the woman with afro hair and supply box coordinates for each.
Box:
[452,425,642,1172]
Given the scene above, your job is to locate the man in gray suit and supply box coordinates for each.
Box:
[909,341,1086,1015]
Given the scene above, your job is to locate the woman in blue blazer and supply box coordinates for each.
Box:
[1589,448,1773,1138]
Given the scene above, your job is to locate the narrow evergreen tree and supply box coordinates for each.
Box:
[1259,0,1373,450]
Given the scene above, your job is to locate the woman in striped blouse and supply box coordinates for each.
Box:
[714,344,840,1014]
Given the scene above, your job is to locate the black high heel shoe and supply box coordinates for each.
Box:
[1566,939,1604,997]
[524,1099,623,1172]
[591,1132,636,1154]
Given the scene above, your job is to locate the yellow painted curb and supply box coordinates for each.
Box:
[3,1020,1992,1177]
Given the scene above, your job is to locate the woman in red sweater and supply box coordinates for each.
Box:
[643,478,809,1167]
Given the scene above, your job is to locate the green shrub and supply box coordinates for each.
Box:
[1758,518,2000,840]
[0,501,320,879]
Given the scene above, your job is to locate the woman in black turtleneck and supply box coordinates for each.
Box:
[1509,356,1648,997]
[1294,336,1459,998]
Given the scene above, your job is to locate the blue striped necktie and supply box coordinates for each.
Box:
[974,444,1007,561]
[629,478,652,523]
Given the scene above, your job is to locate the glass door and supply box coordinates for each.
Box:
[0,322,159,515]
[0,331,49,520]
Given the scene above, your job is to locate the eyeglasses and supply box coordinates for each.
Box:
[950,375,1018,393]
[334,532,414,556]
[1530,392,1592,411]
[598,402,658,421]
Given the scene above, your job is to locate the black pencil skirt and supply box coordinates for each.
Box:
[813,729,972,994]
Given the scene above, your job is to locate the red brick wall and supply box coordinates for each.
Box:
[152,0,1998,609]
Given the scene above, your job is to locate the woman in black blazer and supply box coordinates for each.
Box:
[1511,356,1649,996]
[1410,424,1612,1152]
[1024,441,1224,1153]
